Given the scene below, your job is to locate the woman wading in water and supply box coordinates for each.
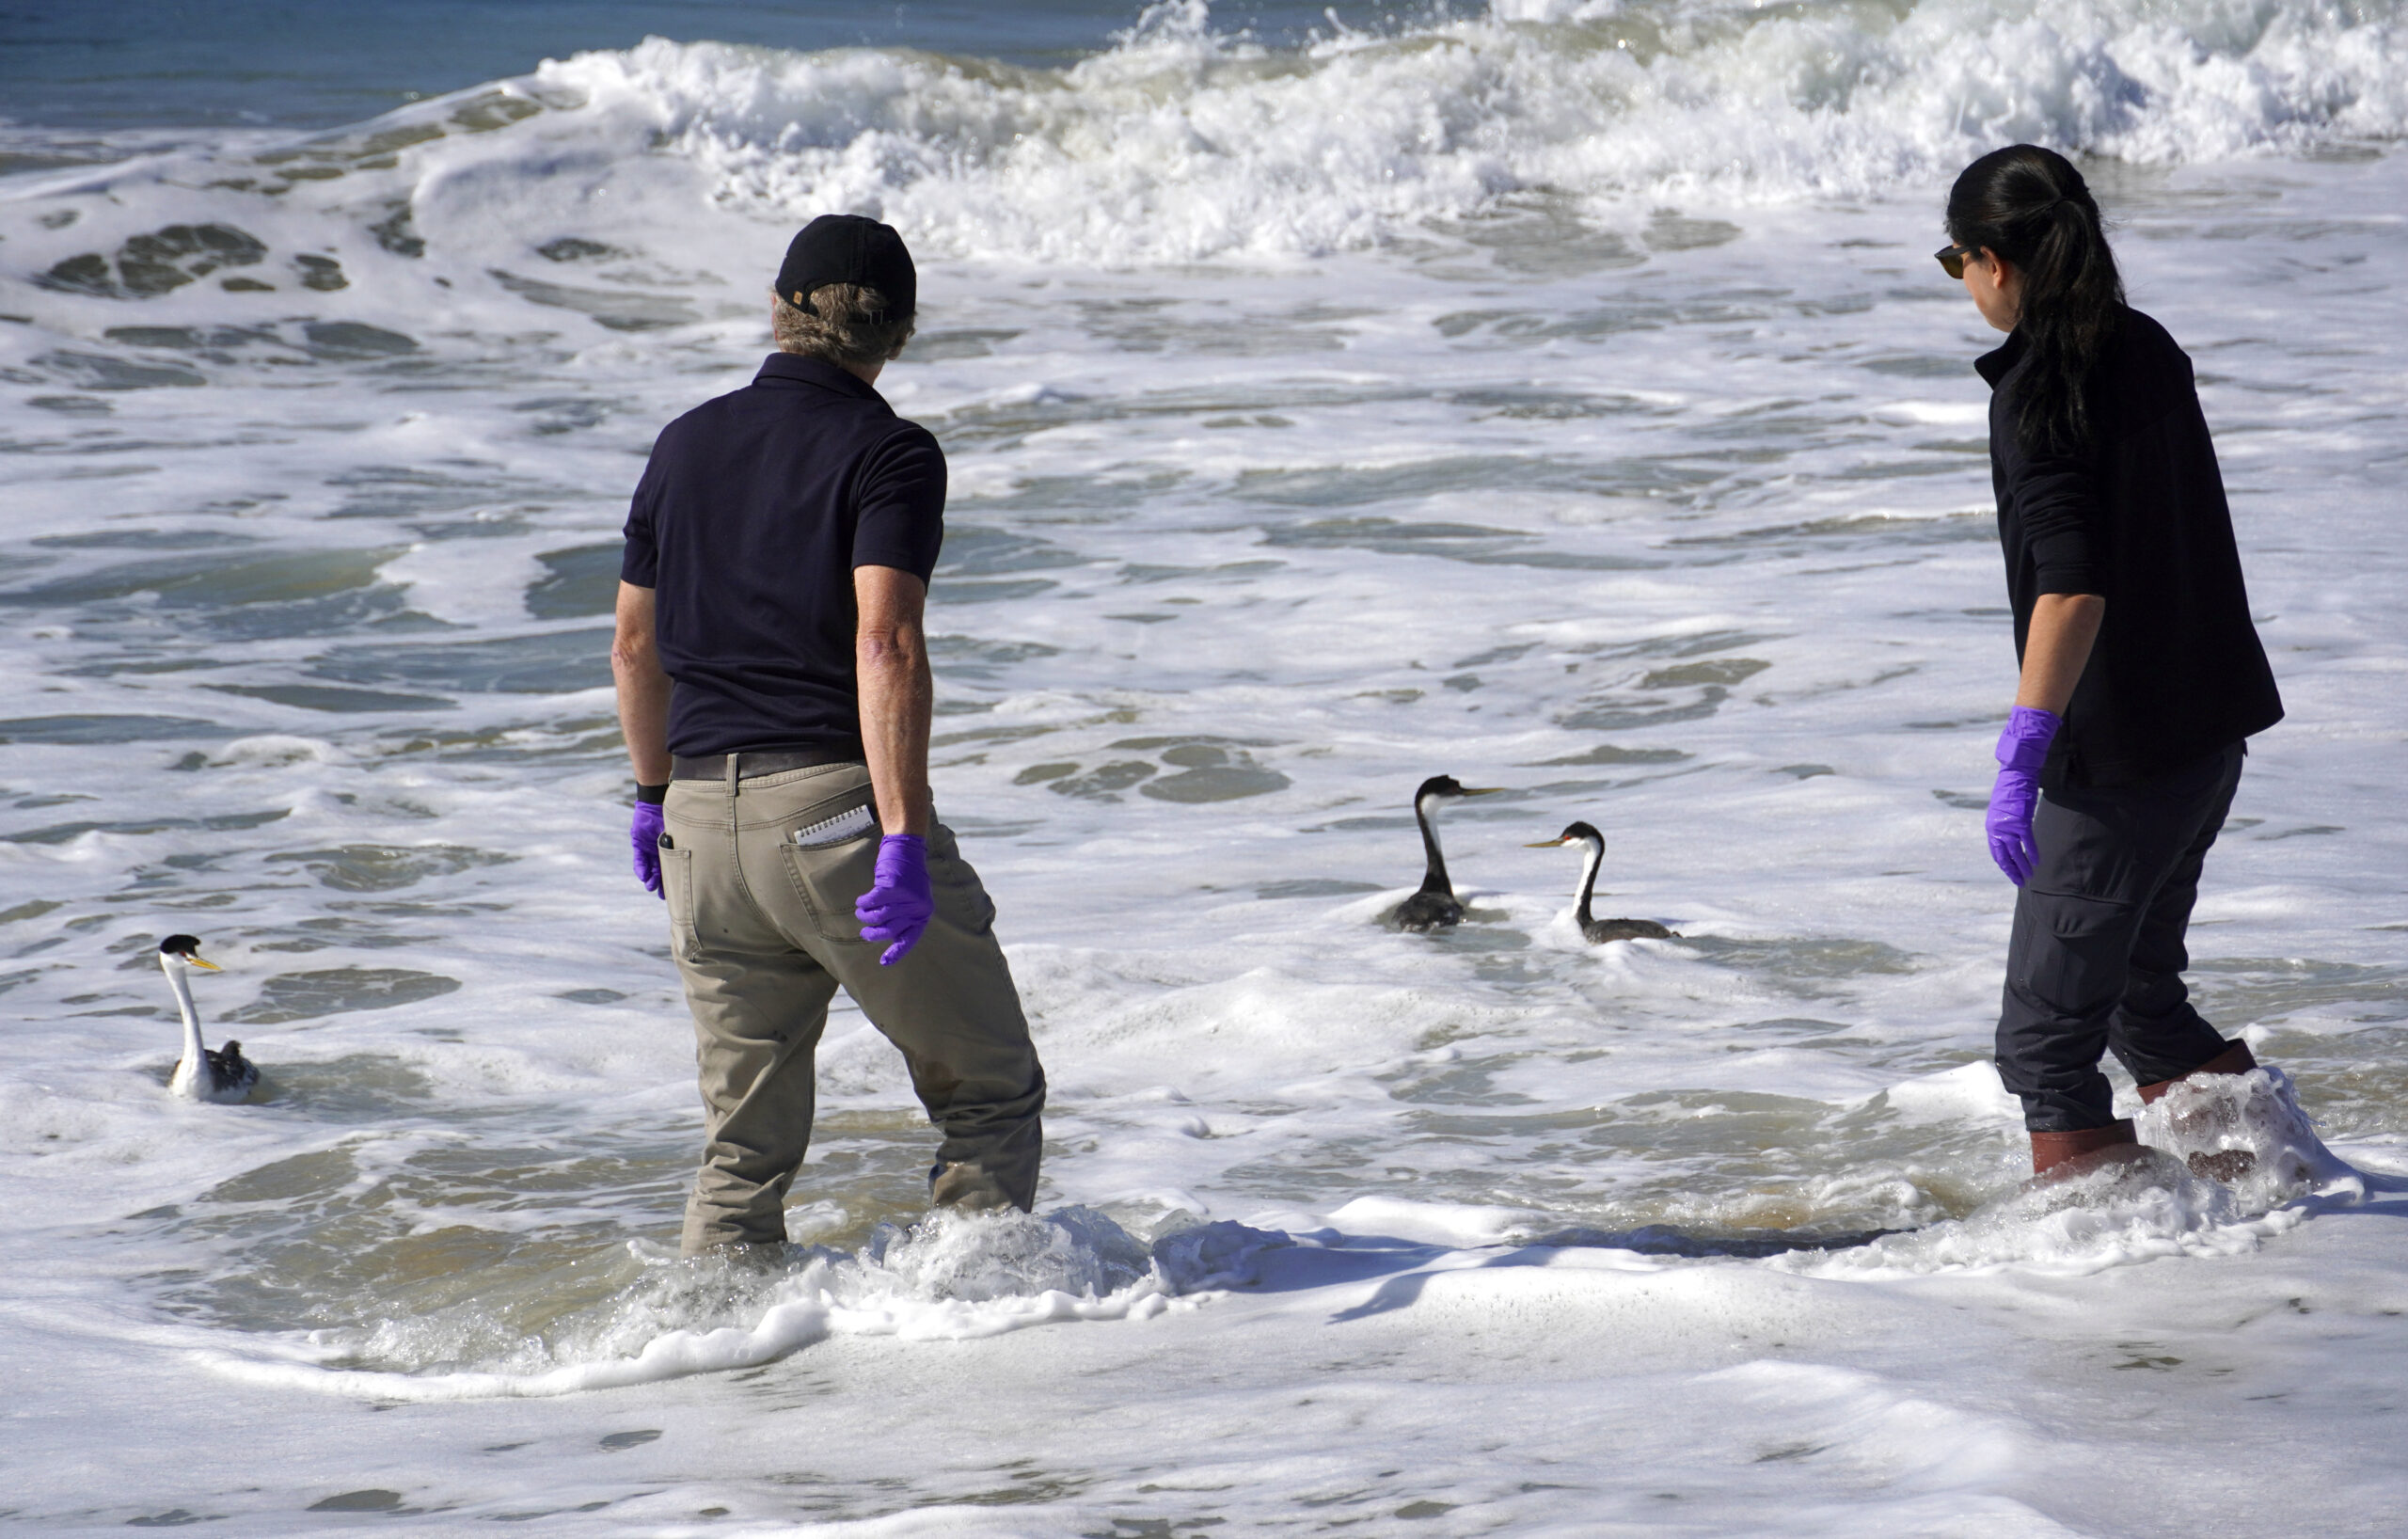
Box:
[1944,145,2286,1178]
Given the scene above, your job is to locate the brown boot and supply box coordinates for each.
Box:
[2137,1042,2261,1180]
[2029,1119,2143,1179]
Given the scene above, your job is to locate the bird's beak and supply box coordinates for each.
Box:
[1523,837,1569,849]
[184,955,222,972]
[1459,787,1505,797]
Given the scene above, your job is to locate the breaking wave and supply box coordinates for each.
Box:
[5,0,2403,278]
[595,0,2408,259]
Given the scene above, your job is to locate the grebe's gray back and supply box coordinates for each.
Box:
[158,935,258,1103]
[1391,775,1502,932]
[1526,822,1675,944]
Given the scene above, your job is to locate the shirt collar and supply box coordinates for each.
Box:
[753,353,885,402]
[1974,328,2027,388]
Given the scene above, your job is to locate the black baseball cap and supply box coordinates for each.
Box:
[775,214,915,323]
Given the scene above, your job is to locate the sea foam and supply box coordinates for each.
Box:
[537,0,2408,261]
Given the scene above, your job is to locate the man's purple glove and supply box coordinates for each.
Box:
[1986,706,2061,886]
[631,801,665,898]
[856,833,933,966]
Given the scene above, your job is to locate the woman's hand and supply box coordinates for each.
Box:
[1988,707,2059,884]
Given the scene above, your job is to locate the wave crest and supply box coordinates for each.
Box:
[4,0,2400,289]
[514,0,2407,262]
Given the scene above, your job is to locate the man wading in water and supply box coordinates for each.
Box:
[1943,146,2287,1180]
[612,215,1047,1254]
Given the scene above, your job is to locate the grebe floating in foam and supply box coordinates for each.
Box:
[158,934,258,1103]
[1391,775,1502,932]
[1527,822,1676,944]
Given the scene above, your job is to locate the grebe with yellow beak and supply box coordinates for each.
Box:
[158,935,258,1103]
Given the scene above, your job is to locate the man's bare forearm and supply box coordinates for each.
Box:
[855,565,933,838]
[612,580,673,785]
[2017,593,2105,715]
[858,634,932,836]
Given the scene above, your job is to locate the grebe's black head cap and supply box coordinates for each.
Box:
[1558,821,1603,845]
[158,934,201,955]
[1416,775,1504,801]
[776,214,915,323]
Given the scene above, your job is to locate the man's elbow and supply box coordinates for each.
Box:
[857,625,925,670]
[611,631,659,678]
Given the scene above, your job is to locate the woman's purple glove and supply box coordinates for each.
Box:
[1986,706,2061,886]
[631,801,665,897]
[856,833,933,966]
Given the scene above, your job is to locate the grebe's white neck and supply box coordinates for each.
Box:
[161,953,206,1091]
[1572,833,1604,920]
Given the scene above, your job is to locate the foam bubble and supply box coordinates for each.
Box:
[2138,1065,2366,1201]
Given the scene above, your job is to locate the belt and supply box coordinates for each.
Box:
[671,745,866,783]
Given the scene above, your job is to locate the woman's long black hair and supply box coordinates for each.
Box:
[1947,145,2124,455]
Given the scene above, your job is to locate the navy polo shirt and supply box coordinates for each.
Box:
[621,354,945,758]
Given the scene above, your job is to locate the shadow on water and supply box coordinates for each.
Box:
[1526,1223,1904,1259]
[1292,1226,1905,1325]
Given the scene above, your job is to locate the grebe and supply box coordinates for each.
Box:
[1527,822,1675,943]
[158,934,258,1103]
[1391,775,1502,931]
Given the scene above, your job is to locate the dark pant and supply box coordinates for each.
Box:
[1995,742,2246,1133]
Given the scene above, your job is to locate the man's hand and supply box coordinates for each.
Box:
[856,833,934,964]
[631,801,666,897]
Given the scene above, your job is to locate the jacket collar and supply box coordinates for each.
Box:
[753,353,885,402]
[1974,328,2027,388]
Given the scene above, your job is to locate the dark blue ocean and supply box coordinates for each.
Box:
[0,0,1453,130]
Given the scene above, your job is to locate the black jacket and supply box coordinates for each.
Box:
[1979,307,2282,788]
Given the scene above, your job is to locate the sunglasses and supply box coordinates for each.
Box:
[1935,243,1980,279]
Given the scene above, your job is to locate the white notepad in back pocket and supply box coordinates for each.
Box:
[791,804,877,849]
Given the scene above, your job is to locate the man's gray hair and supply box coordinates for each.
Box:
[771,283,915,369]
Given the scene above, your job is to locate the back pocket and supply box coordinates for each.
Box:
[783,823,879,944]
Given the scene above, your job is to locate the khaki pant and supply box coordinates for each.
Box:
[659,762,1045,1253]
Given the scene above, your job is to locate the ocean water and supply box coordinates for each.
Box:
[4,0,2408,1531]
